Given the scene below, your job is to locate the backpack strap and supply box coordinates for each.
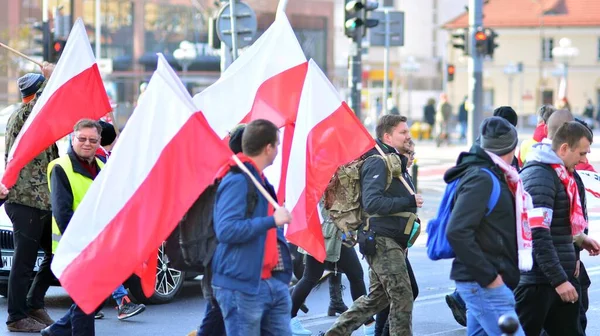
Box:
[481,168,501,216]
[229,166,258,218]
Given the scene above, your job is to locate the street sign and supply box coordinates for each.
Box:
[216,1,257,49]
[97,58,113,75]
[368,11,404,47]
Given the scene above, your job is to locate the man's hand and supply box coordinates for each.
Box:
[273,207,292,227]
[575,260,580,278]
[0,183,8,199]
[555,281,579,303]
[581,237,600,256]
[414,194,424,208]
[41,62,55,79]
[486,275,504,289]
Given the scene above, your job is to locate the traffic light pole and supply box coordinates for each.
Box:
[349,36,362,121]
[467,0,483,147]
[382,9,390,115]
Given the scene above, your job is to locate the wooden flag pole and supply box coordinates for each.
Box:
[0,42,44,68]
[108,112,120,136]
[231,154,280,209]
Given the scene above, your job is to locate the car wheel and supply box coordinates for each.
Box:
[0,284,7,297]
[126,242,185,304]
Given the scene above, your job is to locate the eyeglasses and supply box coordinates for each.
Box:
[76,137,99,144]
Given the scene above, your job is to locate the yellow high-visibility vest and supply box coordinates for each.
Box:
[519,138,539,166]
[47,155,104,254]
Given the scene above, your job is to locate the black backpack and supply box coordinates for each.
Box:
[165,166,258,273]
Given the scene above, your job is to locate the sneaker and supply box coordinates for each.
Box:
[95,311,105,319]
[445,293,467,327]
[6,317,46,332]
[290,317,311,335]
[27,308,54,326]
[117,296,146,320]
[363,322,375,336]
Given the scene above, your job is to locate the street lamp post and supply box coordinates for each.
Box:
[174,41,197,84]
[551,37,579,100]
[503,62,519,107]
[401,56,420,121]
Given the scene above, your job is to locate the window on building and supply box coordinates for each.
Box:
[380,0,395,8]
[542,37,554,61]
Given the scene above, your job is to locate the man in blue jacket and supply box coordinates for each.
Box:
[211,119,293,336]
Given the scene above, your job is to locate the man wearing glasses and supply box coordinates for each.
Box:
[41,119,105,336]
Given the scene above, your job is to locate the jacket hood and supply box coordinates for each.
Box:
[444,145,495,183]
[526,142,563,165]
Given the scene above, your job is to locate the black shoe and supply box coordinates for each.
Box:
[117,296,146,320]
[95,311,104,320]
[445,294,467,327]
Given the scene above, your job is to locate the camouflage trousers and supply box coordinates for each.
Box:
[325,236,413,336]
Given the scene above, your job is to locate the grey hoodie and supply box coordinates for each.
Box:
[526,141,563,166]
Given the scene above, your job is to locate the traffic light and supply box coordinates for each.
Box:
[485,28,498,57]
[32,21,51,62]
[447,64,455,82]
[50,38,66,63]
[344,0,379,38]
[451,29,468,55]
[474,27,487,55]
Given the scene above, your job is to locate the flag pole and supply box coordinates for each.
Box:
[231,154,280,209]
[0,42,44,68]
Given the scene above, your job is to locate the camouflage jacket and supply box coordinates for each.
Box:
[5,80,59,210]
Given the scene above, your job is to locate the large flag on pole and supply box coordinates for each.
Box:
[2,18,111,188]
[51,54,232,313]
[284,60,375,262]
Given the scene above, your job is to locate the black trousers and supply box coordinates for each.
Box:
[290,244,367,318]
[374,257,418,336]
[514,279,584,336]
[5,203,54,324]
[578,261,590,333]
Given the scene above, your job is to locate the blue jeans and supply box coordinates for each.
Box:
[213,278,291,336]
[456,281,525,336]
[46,304,95,336]
[112,285,128,305]
[197,300,225,336]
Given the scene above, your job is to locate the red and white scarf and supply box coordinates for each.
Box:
[550,164,587,236]
[485,150,534,271]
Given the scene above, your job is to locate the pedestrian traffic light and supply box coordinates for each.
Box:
[474,27,487,55]
[50,38,66,63]
[485,28,499,57]
[451,29,468,55]
[362,0,379,37]
[32,21,51,62]
[447,64,455,82]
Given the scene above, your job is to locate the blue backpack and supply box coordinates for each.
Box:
[426,168,501,260]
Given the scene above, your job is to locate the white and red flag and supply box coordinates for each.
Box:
[284,60,375,262]
[2,18,111,188]
[51,54,232,313]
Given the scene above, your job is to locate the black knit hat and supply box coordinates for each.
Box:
[493,106,518,127]
[479,116,518,156]
[17,73,45,99]
[228,124,246,154]
[99,120,117,147]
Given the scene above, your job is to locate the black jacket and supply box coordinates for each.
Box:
[445,145,520,289]
[519,146,580,287]
[50,149,102,233]
[360,141,416,246]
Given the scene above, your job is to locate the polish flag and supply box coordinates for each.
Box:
[51,54,232,313]
[284,60,375,262]
[2,18,111,188]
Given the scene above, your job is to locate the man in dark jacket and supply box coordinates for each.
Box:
[211,119,293,336]
[326,115,422,336]
[446,117,526,335]
[516,121,600,336]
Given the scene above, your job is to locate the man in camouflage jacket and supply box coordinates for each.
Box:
[4,63,59,332]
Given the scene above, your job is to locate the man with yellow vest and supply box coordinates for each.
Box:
[517,105,556,167]
[41,119,104,336]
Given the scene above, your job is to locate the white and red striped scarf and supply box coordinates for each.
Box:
[485,150,533,271]
[551,164,587,236]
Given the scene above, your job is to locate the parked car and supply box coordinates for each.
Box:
[0,205,197,304]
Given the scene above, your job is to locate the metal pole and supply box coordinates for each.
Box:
[95,0,101,59]
[42,0,49,62]
[383,9,390,115]
[220,41,233,73]
[408,73,413,121]
[467,0,483,147]
[70,0,74,33]
[229,0,239,61]
[518,68,524,132]
[349,37,363,120]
